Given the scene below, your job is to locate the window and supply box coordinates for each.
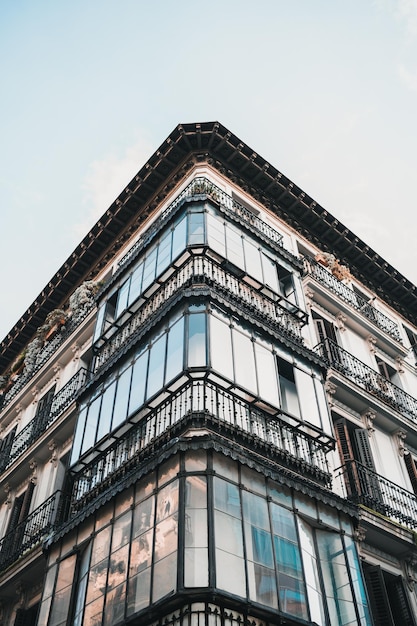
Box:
[363,564,415,626]
[334,418,382,505]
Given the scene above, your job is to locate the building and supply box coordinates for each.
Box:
[0,122,417,626]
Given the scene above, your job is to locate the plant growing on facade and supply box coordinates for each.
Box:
[69,280,101,320]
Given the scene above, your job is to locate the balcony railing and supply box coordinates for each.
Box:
[336,460,417,529]
[118,177,285,270]
[70,379,332,511]
[304,257,401,342]
[94,252,307,374]
[0,491,62,572]
[1,305,93,413]
[316,338,417,421]
[2,369,87,473]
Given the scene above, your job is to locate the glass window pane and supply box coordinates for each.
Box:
[232,329,257,393]
[127,568,151,616]
[298,519,325,625]
[188,313,206,367]
[165,316,185,383]
[255,341,279,406]
[156,230,172,276]
[185,547,208,587]
[146,334,167,399]
[128,262,144,307]
[295,368,321,428]
[93,303,106,343]
[115,280,130,319]
[142,248,157,291]
[215,550,245,596]
[156,481,179,522]
[207,212,226,257]
[81,397,101,455]
[96,380,116,442]
[242,492,270,530]
[226,225,244,268]
[112,367,132,430]
[278,358,300,417]
[247,561,277,608]
[103,582,126,626]
[215,510,244,557]
[130,529,154,576]
[71,405,87,465]
[152,551,177,601]
[172,215,187,260]
[262,253,279,292]
[214,477,241,517]
[128,350,149,416]
[243,238,263,282]
[188,210,205,245]
[210,314,233,379]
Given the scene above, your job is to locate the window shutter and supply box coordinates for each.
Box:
[404,453,417,495]
[334,419,354,463]
[386,574,416,626]
[363,565,395,626]
[0,425,17,471]
[354,428,375,470]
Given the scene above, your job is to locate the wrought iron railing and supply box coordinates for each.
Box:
[118,177,285,270]
[94,253,306,375]
[3,369,87,472]
[304,257,401,342]
[70,379,332,510]
[1,305,94,412]
[335,460,417,529]
[316,338,417,421]
[0,491,62,571]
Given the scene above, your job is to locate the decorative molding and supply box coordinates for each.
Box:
[4,483,12,509]
[71,343,80,362]
[354,525,367,548]
[396,356,405,374]
[361,408,376,437]
[366,335,377,354]
[304,288,315,309]
[29,458,38,484]
[335,312,347,332]
[53,363,62,382]
[404,555,417,591]
[325,379,337,407]
[49,440,58,468]
[395,429,407,457]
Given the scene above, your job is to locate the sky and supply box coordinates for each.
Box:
[1,0,417,342]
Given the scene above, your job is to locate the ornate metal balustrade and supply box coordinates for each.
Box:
[118,176,286,271]
[70,379,332,512]
[316,338,417,421]
[335,460,417,529]
[94,252,307,375]
[1,305,93,413]
[0,491,62,572]
[304,257,401,342]
[2,369,87,473]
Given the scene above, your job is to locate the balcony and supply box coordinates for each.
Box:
[1,369,87,473]
[0,491,62,572]
[304,257,401,343]
[69,379,333,513]
[118,176,287,272]
[335,460,417,530]
[316,338,417,422]
[1,305,93,413]
[94,252,307,375]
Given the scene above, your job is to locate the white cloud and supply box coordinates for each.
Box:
[75,135,155,238]
[398,62,417,91]
[396,0,417,36]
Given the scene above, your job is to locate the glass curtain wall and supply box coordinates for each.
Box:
[72,304,328,466]
[39,453,371,626]
[93,202,299,343]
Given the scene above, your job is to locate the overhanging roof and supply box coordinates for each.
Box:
[1,121,416,372]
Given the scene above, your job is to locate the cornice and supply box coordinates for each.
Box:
[2,121,416,371]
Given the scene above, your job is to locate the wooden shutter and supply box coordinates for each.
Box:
[386,574,415,626]
[34,385,56,432]
[0,426,17,471]
[404,453,417,495]
[363,564,395,626]
[354,428,375,470]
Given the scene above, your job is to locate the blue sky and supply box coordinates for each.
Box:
[1,0,417,341]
